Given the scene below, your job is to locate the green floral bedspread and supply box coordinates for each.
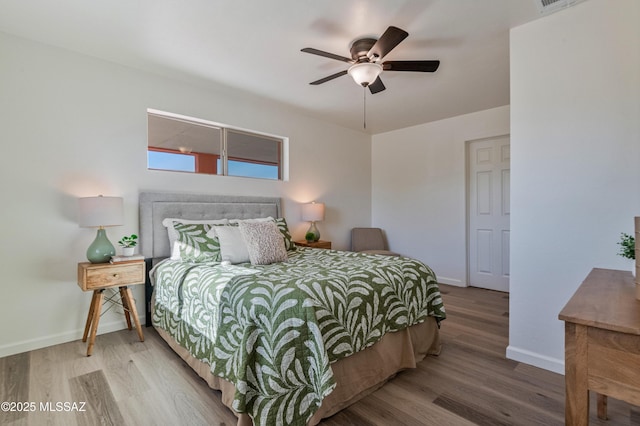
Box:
[152,248,445,426]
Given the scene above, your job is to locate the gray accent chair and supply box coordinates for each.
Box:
[350,227,400,256]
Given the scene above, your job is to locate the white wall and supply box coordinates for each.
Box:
[0,32,371,357]
[372,106,510,285]
[508,0,640,373]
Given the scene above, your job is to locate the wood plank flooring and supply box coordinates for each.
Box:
[1,284,639,425]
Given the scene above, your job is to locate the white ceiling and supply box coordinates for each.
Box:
[0,0,545,134]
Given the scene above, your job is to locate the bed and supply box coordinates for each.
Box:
[140,192,445,426]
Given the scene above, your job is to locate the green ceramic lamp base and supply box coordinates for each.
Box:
[86,228,115,263]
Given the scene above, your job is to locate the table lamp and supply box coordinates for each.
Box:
[302,202,325,242]
[78,195,124,263]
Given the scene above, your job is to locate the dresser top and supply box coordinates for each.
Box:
[559,268,640,335]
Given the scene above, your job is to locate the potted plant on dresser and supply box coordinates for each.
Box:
[118,234,138,257]
[617,232,635,277]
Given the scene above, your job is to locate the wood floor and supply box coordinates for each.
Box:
[2,284,639,425]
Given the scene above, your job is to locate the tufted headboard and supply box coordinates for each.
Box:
[139,192,281,259]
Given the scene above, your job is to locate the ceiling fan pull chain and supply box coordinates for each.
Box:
[363,87,367,129]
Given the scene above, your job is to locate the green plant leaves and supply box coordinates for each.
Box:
[618,232,636,260]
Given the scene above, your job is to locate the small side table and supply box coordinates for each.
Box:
[77,261,145,356]
[295,240,332,249]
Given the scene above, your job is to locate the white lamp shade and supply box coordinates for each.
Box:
[78,196,124,227]
[348,63,382,86]
[302,202,325,222]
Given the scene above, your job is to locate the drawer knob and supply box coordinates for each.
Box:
[113,274,119,278]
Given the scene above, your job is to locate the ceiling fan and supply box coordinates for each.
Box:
[302,26,440,94]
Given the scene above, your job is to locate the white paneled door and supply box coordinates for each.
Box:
[468,136,510,292]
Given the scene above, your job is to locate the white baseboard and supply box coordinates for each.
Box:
[0,316,146,358]
[438,276,465,287]
[506,345,564,375]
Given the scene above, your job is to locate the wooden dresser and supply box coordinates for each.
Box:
[559,268,640,425]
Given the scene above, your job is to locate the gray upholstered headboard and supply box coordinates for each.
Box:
[139,192,281,259]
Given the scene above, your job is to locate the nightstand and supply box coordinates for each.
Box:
[77,261,145,356]
[295,240,332,249]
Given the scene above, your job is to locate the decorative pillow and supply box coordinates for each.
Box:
[239,221,288,265]
[214,225,251,264]
[228,217,295,251]
[274,217,296,251]
[162,218,229,255]
[170,222,223,263]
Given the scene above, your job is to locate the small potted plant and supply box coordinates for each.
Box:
[118,234,138,256]
[617,232,635,276]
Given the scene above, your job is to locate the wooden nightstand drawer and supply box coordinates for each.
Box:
[295,240,332,249]
[77,262,145,291]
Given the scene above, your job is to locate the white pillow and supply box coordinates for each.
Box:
[162,218,229,255]
[215,225,251,264]
[239,221,288,265]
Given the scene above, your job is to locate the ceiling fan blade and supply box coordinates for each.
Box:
[383,60,440,72]
[301,47,353,63]
[368,26,409,60]
[368,77,386,94]
[309,70,348,85]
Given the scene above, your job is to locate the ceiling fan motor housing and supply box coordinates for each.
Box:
[350,38,377,62]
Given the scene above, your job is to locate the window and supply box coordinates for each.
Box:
[147,110,286,180]
[226,129,281,180]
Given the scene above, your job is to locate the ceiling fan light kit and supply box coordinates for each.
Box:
[347,62,382,87]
